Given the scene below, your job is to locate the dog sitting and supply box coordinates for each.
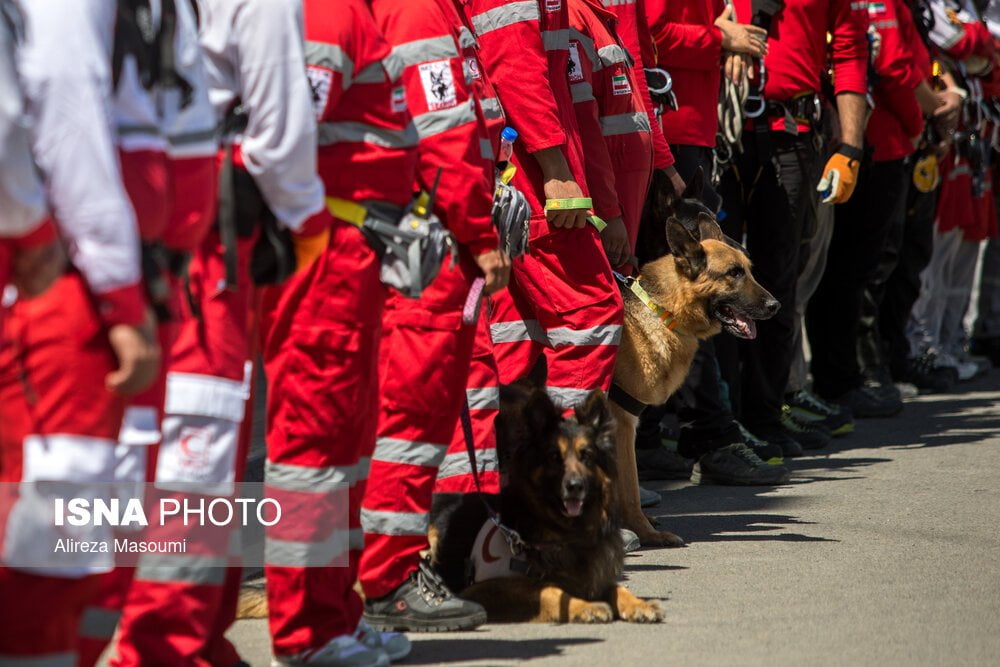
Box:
[609,170,780,547]
[431,383,664,624]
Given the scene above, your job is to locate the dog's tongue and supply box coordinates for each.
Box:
[734,312,757,340]
[564,499,583,517]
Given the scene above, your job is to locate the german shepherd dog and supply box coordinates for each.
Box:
[431,384,664,624]
[612,169,780,547]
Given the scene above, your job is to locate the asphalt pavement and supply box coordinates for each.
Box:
[207,372,1000,665]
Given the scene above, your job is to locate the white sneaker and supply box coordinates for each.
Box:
[936,352,978,381]
[271,635,389,667]
[355,618,411,662]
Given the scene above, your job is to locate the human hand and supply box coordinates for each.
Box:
[932,89,963,136]
[12,239,67,298]
[543,177,590,228]
[473,248,512,294]
[723,52,752,84]
[600,216,630,267]
[106,309,161,396]
[715,5,768,57]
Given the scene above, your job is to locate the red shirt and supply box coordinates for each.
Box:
[645,0,725,147]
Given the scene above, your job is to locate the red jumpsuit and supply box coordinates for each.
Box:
[0,2,147,665]
[260,0,417,655]
[359,0,502,600]
[569,0,654,251]
[469,0,624,410]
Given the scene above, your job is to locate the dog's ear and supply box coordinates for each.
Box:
[521,387,560,440]
[575,390,617,474]
[682,166,705,201]
[696,212,724,242]
[666,216,707,278]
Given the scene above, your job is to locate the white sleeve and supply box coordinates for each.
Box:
[17,0,142,297]
[0,1,46,238]
[230,0,325,232]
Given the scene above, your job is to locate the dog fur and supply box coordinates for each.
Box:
[612,170,779,546]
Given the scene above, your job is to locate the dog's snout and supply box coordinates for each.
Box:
[563,476,585,496]
[764,298,780,316]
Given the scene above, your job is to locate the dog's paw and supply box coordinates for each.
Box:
[621,599,665,624]
[571,601,614,623]
[638,528,687,548]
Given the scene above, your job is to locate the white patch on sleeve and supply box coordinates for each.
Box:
[306,65,334,120]
[568,42,584,83]
[418,60,457,111]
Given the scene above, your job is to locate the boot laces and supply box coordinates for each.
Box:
[415,560,452,606]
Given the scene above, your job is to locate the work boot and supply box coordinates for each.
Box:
[271,635,389,667]
[354,619,410,662]
[831,385,902,418]
[735,421,784,464]
[970,335,1000,366]
[636,444,694,480]
[784,388,854,436]
[639,486,662,508]
[363,559,487,632]
[620,528,641,553]
[779,405,832,449]
[691,443,790,486]
[895,352,956,393]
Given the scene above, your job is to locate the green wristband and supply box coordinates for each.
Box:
[544,197,593,211]
[588,215,607,231]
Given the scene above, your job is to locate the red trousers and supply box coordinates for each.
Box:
[489,223,622,408]
[435,310,501,496]
[0,273,126,665]
[106,231,257,667]
[260,221,385,656]
[358,256,479,599]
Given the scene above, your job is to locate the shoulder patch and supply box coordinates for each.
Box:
[306,65,334,120]
[391,86,407,113]
[545,0,562,12]
[611,68,632,96]
[418,60,457,111]
[568,42,585,83]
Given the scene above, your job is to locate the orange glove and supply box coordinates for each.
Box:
[817,147,862,204]
[292,209,333,272]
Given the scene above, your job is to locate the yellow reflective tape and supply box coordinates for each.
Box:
[326,197,367,227]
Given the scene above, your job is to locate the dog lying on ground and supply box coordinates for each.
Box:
[609,170,779,547]
[431,383,664,624]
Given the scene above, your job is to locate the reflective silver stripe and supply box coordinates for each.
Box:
[78,607,121,639]
[265,458,370,492]
[413,100,477,139]
[541,28,570,51]
[382,52,405,82]
[305,41,353,89]
[466,387,500,410]
[361,508,428,536]
[265,530,347,567]
[480,137,495,160]
[135,554,228,585]
[0,654,75,667]
[546,324,622,347]
[948,164,971,179]
[546,386,593,408]
[317,120,418,148]
[571,81,594,103]
[490,319,547,344]
[570,29,598,68]
[372,437,449,467]
[598,43,628,68]
[471,0,540,36]
[600,111,651,136]
[391,35,459,69]
[118,124,161,137]
[436,448,498,481]
[458,26,477,48]
[349,528,364,550]
[355,61,386,84]
[168,128,217,146]
[480,96,503,120]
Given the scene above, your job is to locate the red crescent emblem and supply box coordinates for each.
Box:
[480,524,502,563]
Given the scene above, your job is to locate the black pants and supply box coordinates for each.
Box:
[881,175,939,375]
[807,158,908,398]
[635,144,741,458]
[717,131,820,433]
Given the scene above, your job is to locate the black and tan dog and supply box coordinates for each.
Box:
[611,172,779,547]
[431,383,664,624]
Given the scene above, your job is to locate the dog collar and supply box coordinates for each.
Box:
[614,272,683,333]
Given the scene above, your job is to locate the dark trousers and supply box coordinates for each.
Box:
[807,158,908,398]
[717,131,820,433]
[881,177,938,375]
[635,144,741,458]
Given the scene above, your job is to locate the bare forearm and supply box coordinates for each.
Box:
[532,145,574,182]
[836,92,867,149]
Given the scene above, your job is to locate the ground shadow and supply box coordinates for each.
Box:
[406,636,603,664]
[660,512,836,544]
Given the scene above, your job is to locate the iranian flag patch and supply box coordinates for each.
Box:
[391,86,407,113]
[612,72,631,96]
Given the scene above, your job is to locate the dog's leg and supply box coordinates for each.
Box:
[462,577,613,624]
[609,403,686,548]
[609,584,665,623]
